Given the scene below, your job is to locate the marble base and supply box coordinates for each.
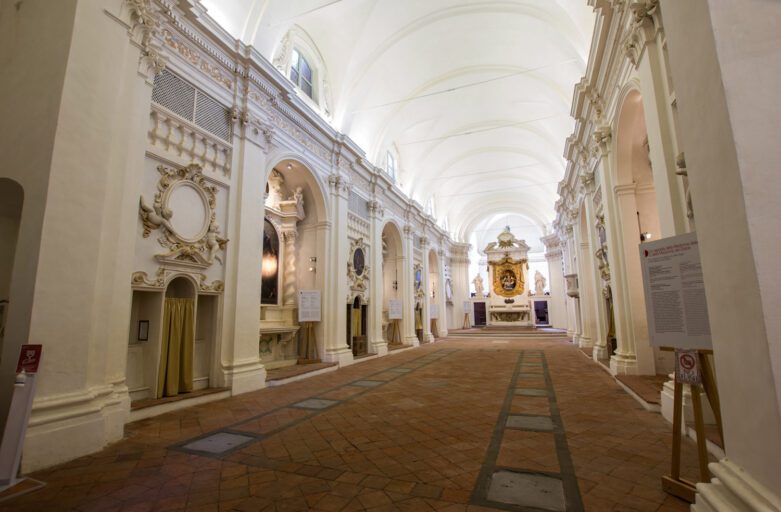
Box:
[593,345,609,361]
[661,377,716,425]
[323,346,354,366]
[693,459,781,512]
[404,335,420,347]
[370,340,389,356]
[609,352,639,375]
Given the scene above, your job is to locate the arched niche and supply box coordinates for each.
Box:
[0,178,24,357]
[261,156,329,368]
[612,88,668,374]
[346,295,367,357]
[381,221,404,345]
[126,273,218,402]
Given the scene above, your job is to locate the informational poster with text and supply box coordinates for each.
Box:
[639,232,712,349]
[430,303,439,319]
[388,299,403,320]
[298,290,322,322]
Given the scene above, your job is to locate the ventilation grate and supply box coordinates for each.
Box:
[152,69,232,141]
[195,93,231,141]
[348,191,369,219]
[152,70,195,121]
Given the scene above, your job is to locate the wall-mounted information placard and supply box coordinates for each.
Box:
[639,232,712,350]
[388,299,402,320]
[298,290,321,322]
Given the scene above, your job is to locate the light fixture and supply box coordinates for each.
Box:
[261,253,277,277]
[308,256,317,272]
[636,212,652,242]
[286,163,293,171]
[392,280,398,290]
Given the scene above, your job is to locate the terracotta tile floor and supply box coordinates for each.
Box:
[2,337,708,511]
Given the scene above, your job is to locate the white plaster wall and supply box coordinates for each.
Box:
[661,0,781,494]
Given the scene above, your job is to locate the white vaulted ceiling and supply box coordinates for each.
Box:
[200,0,594,244]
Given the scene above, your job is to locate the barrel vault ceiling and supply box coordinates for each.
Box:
[199,0,595,248]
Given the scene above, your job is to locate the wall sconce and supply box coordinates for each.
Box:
[308,256,317,272]
[392,280,398,290]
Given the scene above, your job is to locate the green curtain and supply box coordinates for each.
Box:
[157,298,194,398]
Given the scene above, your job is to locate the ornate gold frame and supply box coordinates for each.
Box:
[491,256,526,297]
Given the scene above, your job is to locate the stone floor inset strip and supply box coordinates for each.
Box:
[471,350,584,512]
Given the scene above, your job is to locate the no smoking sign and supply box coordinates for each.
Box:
[675,349,701,385]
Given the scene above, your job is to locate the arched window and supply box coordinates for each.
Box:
[290,49,314,100]
[386,151,397,181]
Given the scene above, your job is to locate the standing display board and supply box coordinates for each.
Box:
[640,233,721,503]
[639,231,712,350]
[388,299,403,320]
[298,290,321,322]
[429,303,439,319]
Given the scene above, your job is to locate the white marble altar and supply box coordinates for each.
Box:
[484,227,531,326]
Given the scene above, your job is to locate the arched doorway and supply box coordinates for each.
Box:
[612,89,665,374]
[261,158,328,368]
[0,178,23,359]
[382,222,404,346]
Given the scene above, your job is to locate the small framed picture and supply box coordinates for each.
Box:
[137,320,149,341]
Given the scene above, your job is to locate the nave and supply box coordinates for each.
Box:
[1,336,704,512]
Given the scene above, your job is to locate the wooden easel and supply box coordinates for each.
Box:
[462,312,470,329]
[661,348,723,503]
[430,319,439,339]
[297,322,320,364]
[386,319,402,345]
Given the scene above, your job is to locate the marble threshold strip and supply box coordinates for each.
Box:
[470,350,583,512]
[170,348,460,461]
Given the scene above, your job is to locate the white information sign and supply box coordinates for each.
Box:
[430,303,439,319]
[388,299,403,320]
[639,232,712,349]
[463,300,473,315]
[298,290,321,322]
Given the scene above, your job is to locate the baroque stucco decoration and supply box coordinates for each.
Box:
[347,238,370,303]
[139,163,228,269]
[490,256,527,298]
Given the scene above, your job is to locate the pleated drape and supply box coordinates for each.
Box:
[157,298,194,398]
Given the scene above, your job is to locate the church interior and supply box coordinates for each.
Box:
[0,0,780,510]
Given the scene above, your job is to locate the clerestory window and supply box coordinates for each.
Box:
[386,151,397,180]
[290,49,314,99]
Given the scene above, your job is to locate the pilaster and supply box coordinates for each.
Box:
[323,175,353,365]
[402,225,419,346]
[367,201,387,355]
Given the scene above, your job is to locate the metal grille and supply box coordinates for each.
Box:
[348,191,369,219]
[195,93,231,141]
[152,69,232,141]
[152,70,195,121]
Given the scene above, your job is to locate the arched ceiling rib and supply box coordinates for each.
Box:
[199,0,594,245]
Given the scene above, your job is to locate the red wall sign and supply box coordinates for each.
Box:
[16,344,42,374]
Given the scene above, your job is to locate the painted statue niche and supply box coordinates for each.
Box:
[261,219,280,305]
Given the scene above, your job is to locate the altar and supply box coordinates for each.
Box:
[485,227,532,326]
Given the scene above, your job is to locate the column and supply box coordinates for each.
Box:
[368,201,387,355]
[437,249,449,338]
[582,175,608,358]
[663,0,781,504]
[402,225,418,346]
[323,175,352,365]
[282,229,298,305]
[0,0,160,471]
[572,212,594,348]
[420,238,433,343]
[562,226,578,339]
[542,235,566,329]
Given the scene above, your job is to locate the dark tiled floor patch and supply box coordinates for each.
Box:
[515,388,549,397]
[181,432,255,455]
[507,414,554,431]
[488,470,566,511]
[291,398,340,409]
[351,380,384,388]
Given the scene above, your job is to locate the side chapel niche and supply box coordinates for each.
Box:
[128,164,227,402]
[260,161,321,369]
